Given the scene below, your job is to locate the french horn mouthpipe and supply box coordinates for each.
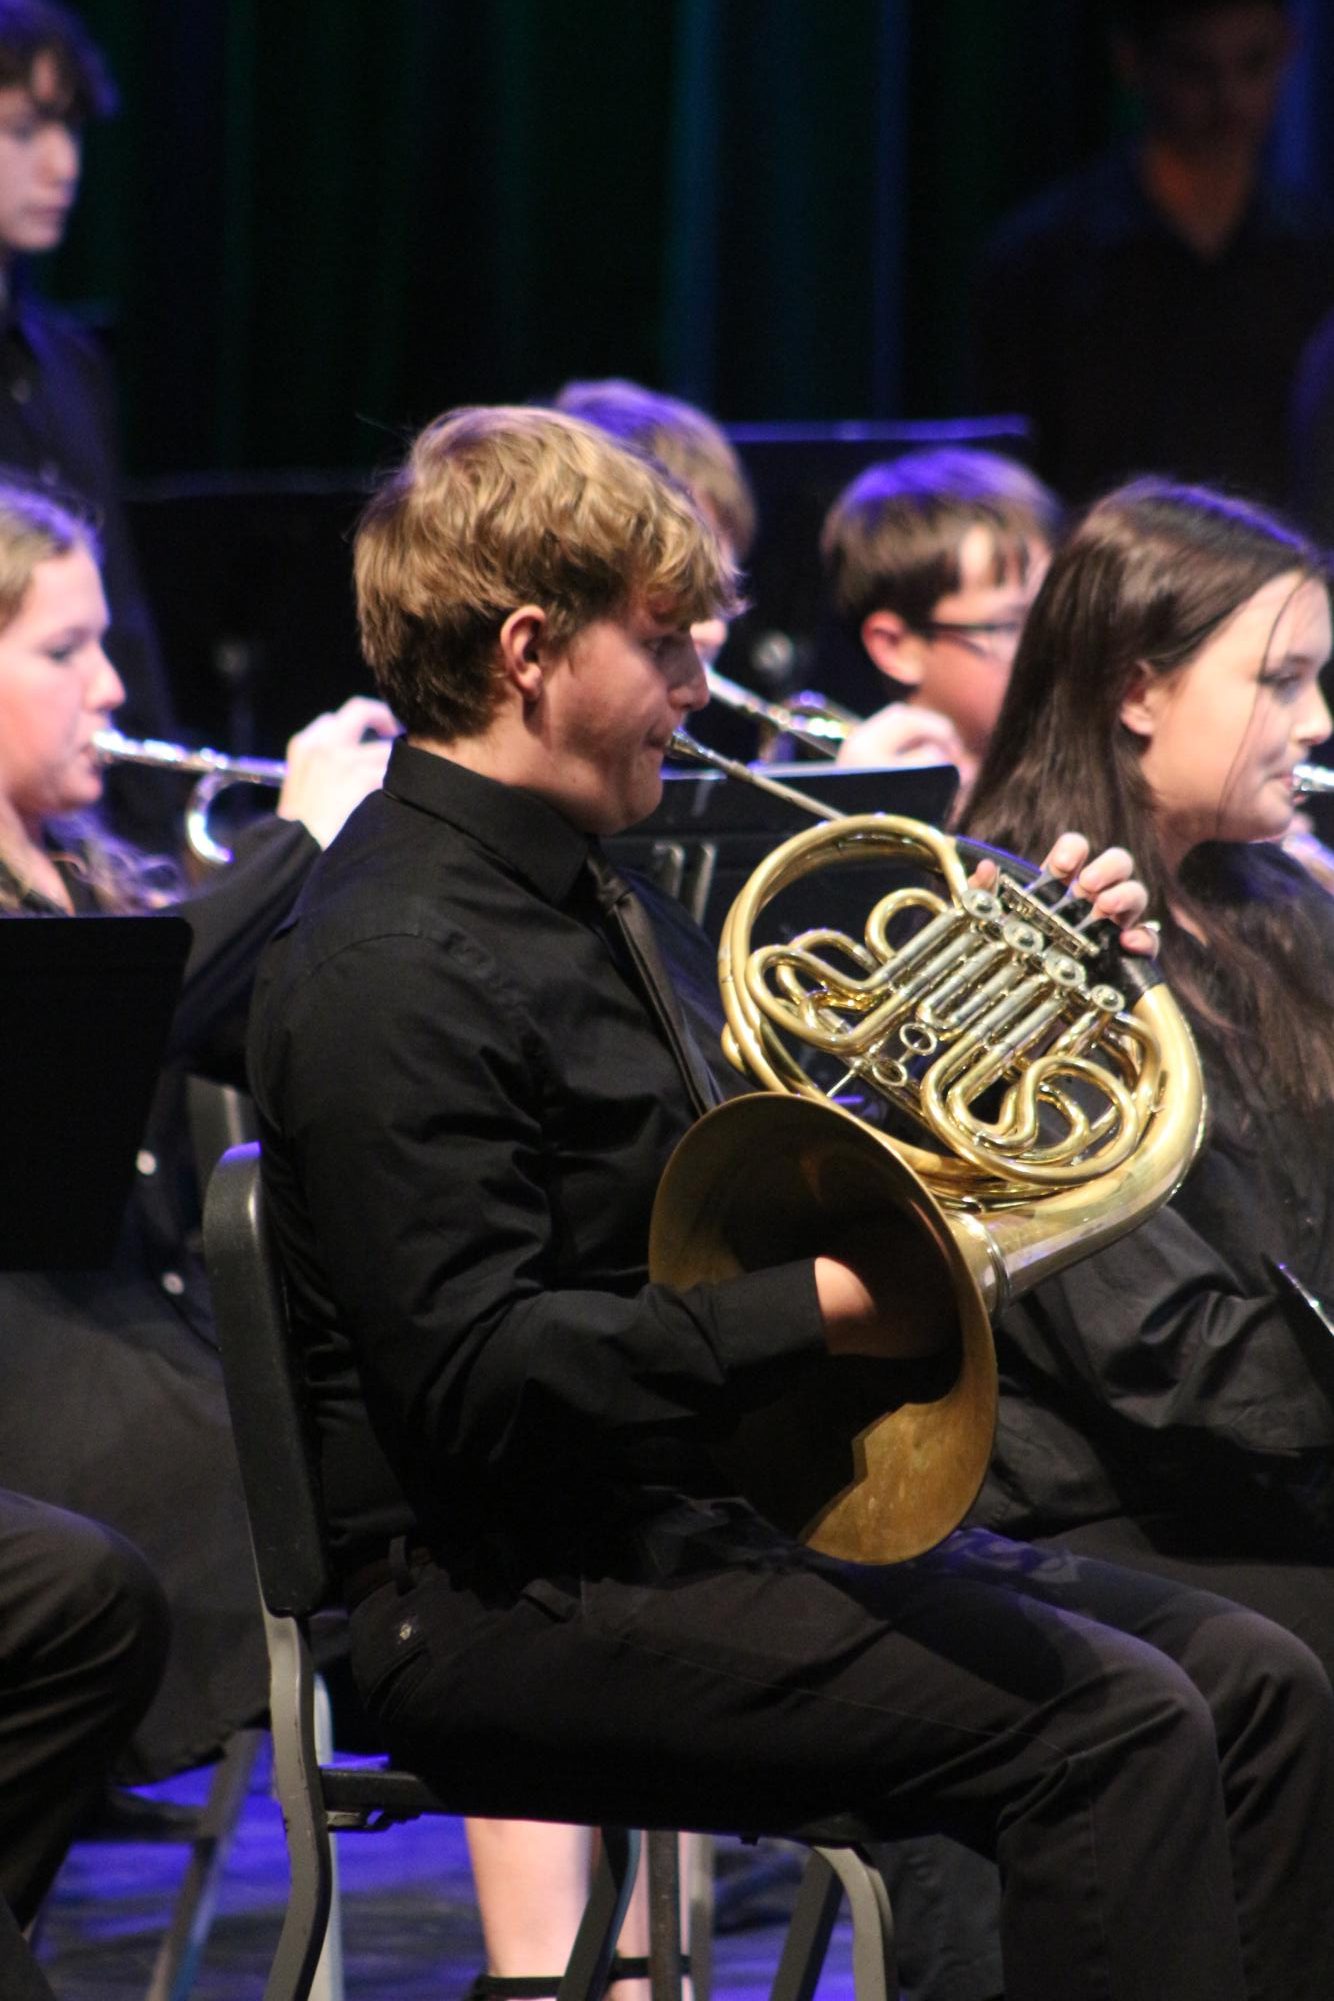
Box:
[668,728,843,822]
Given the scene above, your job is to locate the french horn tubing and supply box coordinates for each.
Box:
[651,730,1206,1564]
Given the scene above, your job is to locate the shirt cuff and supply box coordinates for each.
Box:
[691,1257,825,1407]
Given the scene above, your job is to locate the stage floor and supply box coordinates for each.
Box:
[37,1750,857,2000]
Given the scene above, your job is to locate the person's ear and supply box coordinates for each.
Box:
[861,610,924,689]
[497,606,549,705]
[1119,662,1162,741]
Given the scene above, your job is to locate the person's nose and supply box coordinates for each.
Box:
[675,638,710,716]
[690,615,728,672]
[87,646,126,717]
[39,121,80,192]
[1296,677,1333,750]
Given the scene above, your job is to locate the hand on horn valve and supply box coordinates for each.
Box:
[970,831,1158,961]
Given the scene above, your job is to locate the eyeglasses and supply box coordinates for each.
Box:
[914,618,1025,661]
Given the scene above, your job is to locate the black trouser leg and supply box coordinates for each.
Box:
[0,1490,169,1923]
[349,1517,1334,2001]
[876,1517,1334,1999]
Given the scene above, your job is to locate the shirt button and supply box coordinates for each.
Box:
[160,1270,185,1297]
[9,377,29,403]
[136,1149,157,1176]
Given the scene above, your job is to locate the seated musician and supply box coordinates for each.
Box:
[0,482,392,1835]
[968,480,1334,1621]
[824,447,1060,807]
[248,403,1334,2001]
[468,370,763,1997]
[886,477,1334,2001]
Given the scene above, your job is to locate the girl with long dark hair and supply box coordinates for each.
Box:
[964,477,1334,1649]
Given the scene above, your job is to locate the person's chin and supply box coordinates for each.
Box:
[619,766,664,833]
[23,200,72,237]
[61,776,103,814]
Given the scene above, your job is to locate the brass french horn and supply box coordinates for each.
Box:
[650,733,1206,1564]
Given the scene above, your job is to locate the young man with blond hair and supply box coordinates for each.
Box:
[552,377,756,686]
[249,403,1334,2001]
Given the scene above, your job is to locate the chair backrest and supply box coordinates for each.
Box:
[187,1076,259,1197]
[203,1142,336,1617]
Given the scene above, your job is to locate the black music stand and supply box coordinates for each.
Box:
[0,915,191,1269]
[608,760,959,937]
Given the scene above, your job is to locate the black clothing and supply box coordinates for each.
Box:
[250,742,822,1577]
[974,147,1334,506]
[0,1489,168,1927]
[1290,304,1334,537]
[882,857,1334,2001]
[0,288,177,845]
[0,814,318,1781]
[981,873,1334,1562]
[250,737,1334,2001]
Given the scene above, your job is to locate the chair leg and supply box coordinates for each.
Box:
[556,1828,641,2001]
[818,1848,896,2001]
[768,1849,844,2001]
[768,1845,897,2001]
[306,1676,344,2001]
[262,1608,336,2001]
[647,1830,683,2001]
[144,1727,267,2001]
[687,1834,715,2001]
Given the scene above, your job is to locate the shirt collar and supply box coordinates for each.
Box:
[1097,141,1287,256]
[384,736,593,905]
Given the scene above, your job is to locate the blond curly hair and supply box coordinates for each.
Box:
[355,404,740,739]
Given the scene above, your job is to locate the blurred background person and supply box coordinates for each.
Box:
[974,0,1334,508]
[553,376,756,673]
[0,480,393,1793]
[822,447,1061,808]
[0,1,182,844]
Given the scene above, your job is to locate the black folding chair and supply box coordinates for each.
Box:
[203,1142,898,2001]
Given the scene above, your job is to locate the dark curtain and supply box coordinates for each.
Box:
[39,0,1334,477]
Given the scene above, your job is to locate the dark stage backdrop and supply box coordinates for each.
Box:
[39,0,1334,480]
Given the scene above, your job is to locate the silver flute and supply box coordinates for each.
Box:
[1294,764,1334,796]
[93,728,286,865]
[92,728,286,787]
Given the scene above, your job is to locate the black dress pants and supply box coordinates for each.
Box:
[348,1501,1334,2001]
[0,1490,169,1926]
[878,1512,1334,2000]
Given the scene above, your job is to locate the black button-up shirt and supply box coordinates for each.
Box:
[248,740,824,1573]
[973,147,1334,506]
[978,860,1334,1552]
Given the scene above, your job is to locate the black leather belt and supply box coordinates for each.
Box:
[341,1536,434,1610]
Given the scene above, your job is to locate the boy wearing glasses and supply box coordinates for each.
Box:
[824,448,1060,807]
